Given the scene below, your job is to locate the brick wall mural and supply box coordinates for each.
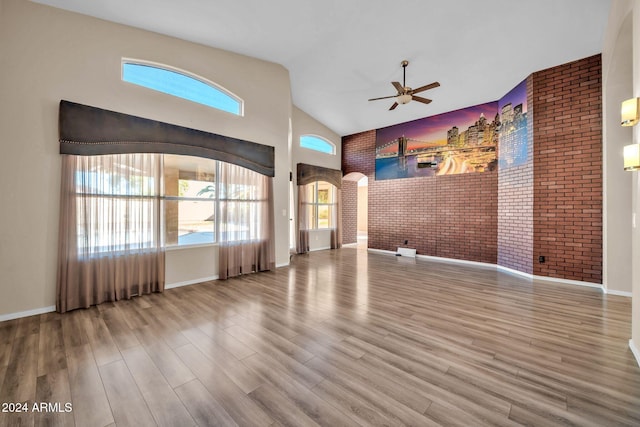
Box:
[342,54,602,283]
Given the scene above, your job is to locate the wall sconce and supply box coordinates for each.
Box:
[621,97,639,126]
[624,144,640,171]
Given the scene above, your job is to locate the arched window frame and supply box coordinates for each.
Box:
[300,134,336,155]
[121,58,244,116]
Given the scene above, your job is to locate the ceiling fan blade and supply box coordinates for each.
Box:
[410,81,440,95]
[389,102,399,111]
[392,81,404,93]
[412,95,432,104]
[368,94,398,101]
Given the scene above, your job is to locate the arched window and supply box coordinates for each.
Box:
[122,60,243,116]
[300,135,336,155]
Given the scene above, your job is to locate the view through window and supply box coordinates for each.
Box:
[122,61,243,115]
[300,135,335,155]
[306,181,335,229]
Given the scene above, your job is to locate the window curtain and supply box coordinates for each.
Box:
[296,184,310,254]
[56,154,165,313]
[296,163,342,253]
[218,162,275,279]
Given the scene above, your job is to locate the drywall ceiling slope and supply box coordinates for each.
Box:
[32,0,611,136]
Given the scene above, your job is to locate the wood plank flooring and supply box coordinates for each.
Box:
[1,245,639,426]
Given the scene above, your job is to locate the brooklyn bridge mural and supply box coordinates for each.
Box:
[375,102,500,180]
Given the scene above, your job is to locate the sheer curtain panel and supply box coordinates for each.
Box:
[218,162,275,279]
[56,153,165,313]
[296,184,310,254]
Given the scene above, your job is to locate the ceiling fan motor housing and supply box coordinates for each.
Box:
[367,59,439,109]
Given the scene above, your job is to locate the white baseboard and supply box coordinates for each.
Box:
[367,248,395,255]
[416,253,496,270]
[341,242,358,247]
[496,265,533,279]
[630,340,640,368]
[309,246,331,252]
[0,305,56,322]
[603,288,633,297]
[367,248,632,296]
[165,275,219,289]
[276,262,289,268]
[532,274,602,290]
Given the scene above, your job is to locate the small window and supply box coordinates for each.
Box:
[300,135,336,155]
[306,181,336,229]
[122,60,243,116]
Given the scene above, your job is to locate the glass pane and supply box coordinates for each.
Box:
[300,135,335,155]
[75,154,158,196]
[122,62,242,115]
[307,205,316,229]
[221,182,257,200]
[317,205,330,229]
[164,199,215,245]
[77,196,158,253]
[164,154,216,198]
[306,182,316,203]
[179,179,215,198]
[317,181,334,203]
[220,200,263,241]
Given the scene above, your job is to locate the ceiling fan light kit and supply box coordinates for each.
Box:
[397,94,412,104]
[368,60,440,110]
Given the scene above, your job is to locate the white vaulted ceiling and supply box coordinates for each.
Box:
[32,0,611,136]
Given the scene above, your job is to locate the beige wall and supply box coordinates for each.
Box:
[291,106,341,251]
[0,0,296,317]
[632,0,640,362]
[291,106,341,170]
[603,1,634,295]
[603,0,640,360]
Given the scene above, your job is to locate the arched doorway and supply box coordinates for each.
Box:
[343,172,368,246]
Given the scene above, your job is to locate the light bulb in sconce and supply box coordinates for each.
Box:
[623,144,640,171]
[621,97,639,126]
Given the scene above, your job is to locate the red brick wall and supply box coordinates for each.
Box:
[497,75,534,274]
[342,131,376,245]
[342,55,602,283]
[341,180,358,244]
[342,131,498,263]
[532,54,602,283]
[343,131,376,177]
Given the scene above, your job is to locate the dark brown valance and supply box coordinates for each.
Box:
[59,100,275,177]
[297,163,342,188]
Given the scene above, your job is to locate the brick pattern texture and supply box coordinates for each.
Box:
[342,131,498,263]
[497,75,534,274]
[341,180,358,244]
[343,131,377,177]
[341,55,602,283]
[532,54,602,283]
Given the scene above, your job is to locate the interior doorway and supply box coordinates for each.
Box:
[357,176,368,242]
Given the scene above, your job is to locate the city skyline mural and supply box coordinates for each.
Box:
[375,102,499,180]
[498,79,528,168]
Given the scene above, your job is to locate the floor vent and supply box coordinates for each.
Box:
[396,247,417,258]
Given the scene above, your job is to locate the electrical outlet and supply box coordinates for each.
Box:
[404,240,408,245]
[539,255,545,263]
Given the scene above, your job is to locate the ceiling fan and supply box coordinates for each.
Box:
[368,60,440,110]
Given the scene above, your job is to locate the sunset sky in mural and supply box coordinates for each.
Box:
[376,101,499,147]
